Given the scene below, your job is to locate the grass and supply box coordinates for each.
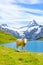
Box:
[0,30,43,65]
[0,46,43,65]
[38,37,43,40]
[0,30,17,44]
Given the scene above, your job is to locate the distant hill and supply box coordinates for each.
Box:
[38,37,43,40]
[0,30,17,44]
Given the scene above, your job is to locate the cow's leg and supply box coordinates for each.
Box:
[16,44,18,50]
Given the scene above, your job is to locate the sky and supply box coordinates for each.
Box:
[0,0,43,27]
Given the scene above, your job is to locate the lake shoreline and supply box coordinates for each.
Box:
[0,41,43,52]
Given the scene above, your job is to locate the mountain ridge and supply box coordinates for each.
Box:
[0,20,43,40]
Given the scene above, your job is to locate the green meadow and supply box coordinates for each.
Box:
[0,46,43,65]
[38,37,43,40]
[0,30,17,44]
[0,30,43,65]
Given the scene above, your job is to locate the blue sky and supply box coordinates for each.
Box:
[0,0,43,27]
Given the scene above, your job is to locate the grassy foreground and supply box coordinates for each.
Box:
[0,30,17,44]
[0,46,43,65]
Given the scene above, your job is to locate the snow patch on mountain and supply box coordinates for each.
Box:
[0,20,43,40]
[35,27,41,34]
[28,26,39,32]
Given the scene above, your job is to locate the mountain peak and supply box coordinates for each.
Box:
[32,20,38,25]
[28,20,38,27]
[1,24,8,27]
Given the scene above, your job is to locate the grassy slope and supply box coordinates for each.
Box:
[0,46,43,65]
[38,37,43,40]
[0,30,17,44]
[0,30,43,65]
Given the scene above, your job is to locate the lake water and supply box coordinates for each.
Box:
[1,41,43,52]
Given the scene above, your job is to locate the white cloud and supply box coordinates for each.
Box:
[17,0,42,4]
[29,0,39,4]
[0,0,43,27]
[0,0,14,4]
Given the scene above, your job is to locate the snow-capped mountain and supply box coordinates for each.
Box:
[0,20,43,40]
[27,20,38,27]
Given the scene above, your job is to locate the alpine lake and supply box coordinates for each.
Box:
[0,41,43,52]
